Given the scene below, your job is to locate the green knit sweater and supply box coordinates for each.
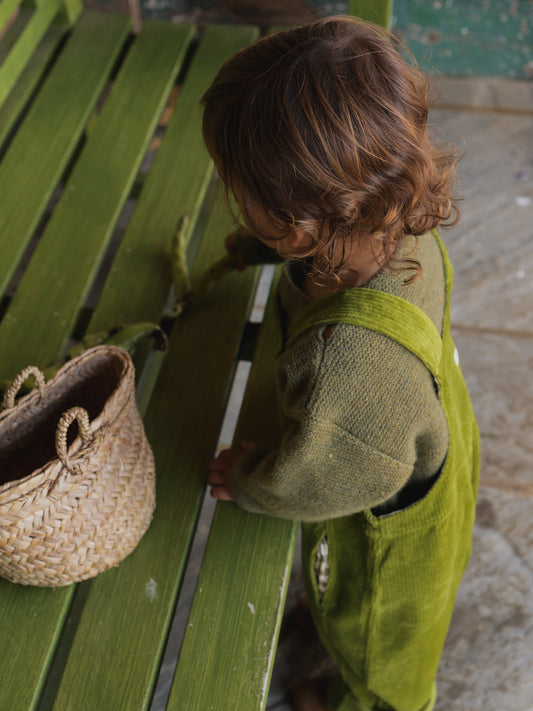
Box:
[231,232,449,521]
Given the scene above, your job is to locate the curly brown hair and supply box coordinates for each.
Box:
[202,16,459,286]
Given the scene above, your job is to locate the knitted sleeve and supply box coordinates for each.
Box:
[230,418,414,521]
[230,323,448,522]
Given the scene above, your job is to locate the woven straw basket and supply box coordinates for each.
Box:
[0,345,155,587]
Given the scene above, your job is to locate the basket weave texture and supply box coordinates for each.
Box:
[0,346,155,586]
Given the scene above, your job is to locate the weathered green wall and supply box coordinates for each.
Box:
[139,0,532,80]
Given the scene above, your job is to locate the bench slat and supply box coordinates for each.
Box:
[0,582,76,711]
[170,270,299,710]
[0,0,64,107]
[51,191,260,710]
[0,20,66,150]
[0,11,131,300]
[0,0,21,33]
[0,19,194,380]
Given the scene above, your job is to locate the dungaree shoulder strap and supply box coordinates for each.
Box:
[286,274,445,381]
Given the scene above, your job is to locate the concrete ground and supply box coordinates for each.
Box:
[432,78,533,710]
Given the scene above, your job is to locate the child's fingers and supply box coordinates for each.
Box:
[208,455,225,470]
[210,485,234,502]
[207,469,225,486]
[209,448,234,469]
[207,462,225,480]
[207,459,232,480]
[209,445,255,474]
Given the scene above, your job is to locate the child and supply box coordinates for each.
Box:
[205,17,480,711]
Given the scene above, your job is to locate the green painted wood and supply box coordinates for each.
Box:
[0,20,194,382]
[0,0,21,32]
[169,269,298,711]
[0,7,46,63]
[0,21,65,151]
[0,15,292,710]
[51,191,260,710]
[349,0,393,28]
[0,9,32,64]
[0,20,192,711]
[394,0,531,79]
[0,0,63,107]
[57,0,82,25]
[0,18,131,708]
[88,24,260,334]
[0,580,77,711]
[0,12,131,300]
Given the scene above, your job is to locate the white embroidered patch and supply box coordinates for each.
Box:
[454,347,460,366]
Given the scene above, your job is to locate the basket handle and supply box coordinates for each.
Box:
[55,407,93,474]
[2,366,46,409]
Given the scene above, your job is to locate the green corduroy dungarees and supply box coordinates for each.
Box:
[286,234,480,711]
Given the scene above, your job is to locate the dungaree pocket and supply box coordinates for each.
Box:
[314,535,330,603]
[303,521,333,612]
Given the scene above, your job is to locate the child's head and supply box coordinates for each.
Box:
[202,16,458,284]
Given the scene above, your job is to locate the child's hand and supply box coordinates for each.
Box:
[225,232,238,254]
[225,233,247,272]
[208,441,258,501]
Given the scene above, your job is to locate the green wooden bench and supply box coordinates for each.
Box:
[0,1,391,709]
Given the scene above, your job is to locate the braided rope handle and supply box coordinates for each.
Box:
[55,407,93,474]
[2,366,46,409]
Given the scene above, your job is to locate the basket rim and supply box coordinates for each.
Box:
[0,346,135,502]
